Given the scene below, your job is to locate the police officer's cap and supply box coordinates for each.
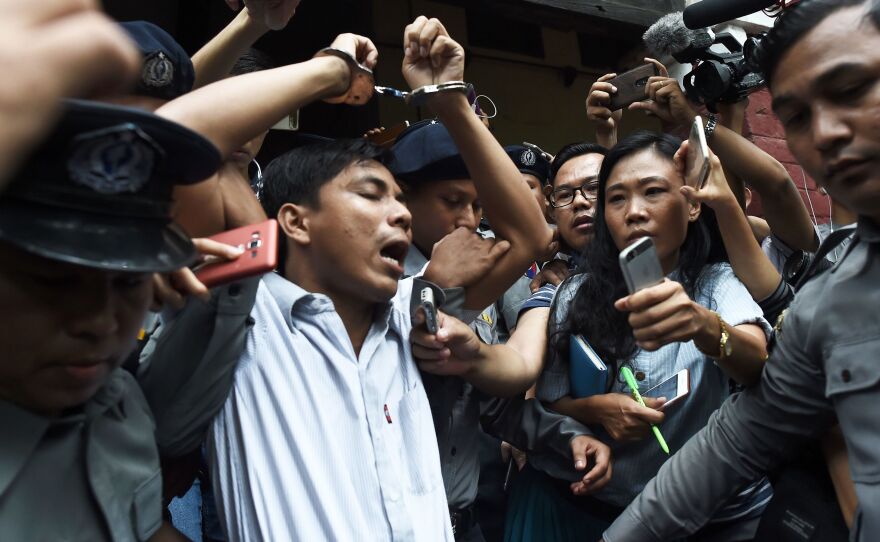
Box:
[505,144,551,185]
[121,21,195,100]
[0,99,221,272]
[388,120,470,183]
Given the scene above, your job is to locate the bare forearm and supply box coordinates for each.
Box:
[157,57,348,159]
[596,125,617,149]
[712,197,783,301]
[693,310,767,386]
[712,124,817,251]
[191,8,268,89]
[465,343,540,397]
[428,93,553,307]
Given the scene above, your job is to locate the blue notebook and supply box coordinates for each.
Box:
[569,334,608,398]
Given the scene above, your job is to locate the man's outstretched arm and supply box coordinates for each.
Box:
[604,292,836,540]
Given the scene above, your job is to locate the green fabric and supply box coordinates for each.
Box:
[504,465,609,542]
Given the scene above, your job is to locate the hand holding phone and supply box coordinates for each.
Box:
[608,64,660,111]
[685,116,711,190]
[194,219,278,288]
[619,237,664,294]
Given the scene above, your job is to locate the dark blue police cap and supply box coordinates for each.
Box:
[388,120,470,183]
[0,99,221,272]
[505,144,551,185]
[121,21,195,100]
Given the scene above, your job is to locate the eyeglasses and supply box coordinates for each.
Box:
[549,181,599,208]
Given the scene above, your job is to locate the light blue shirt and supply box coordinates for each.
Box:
[537,263,772,513]
[208,273,453,541]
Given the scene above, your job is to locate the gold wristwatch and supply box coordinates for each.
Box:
[712,310,732,359]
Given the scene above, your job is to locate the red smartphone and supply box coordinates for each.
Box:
[194,219,278,288]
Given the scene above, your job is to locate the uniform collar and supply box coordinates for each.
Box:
[857,217,880,243]
[0,370,127,497]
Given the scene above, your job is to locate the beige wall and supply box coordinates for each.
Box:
[372,0,660,154]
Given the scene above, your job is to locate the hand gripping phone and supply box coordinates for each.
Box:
[194,219,278,288]
[619,237,665,294]
[686,115,711,189]
[643,369,691,411]
[608,64,660,111]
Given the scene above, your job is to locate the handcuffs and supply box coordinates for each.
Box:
[314,47,469,107]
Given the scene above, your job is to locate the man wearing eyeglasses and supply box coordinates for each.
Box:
[546,143,609,260]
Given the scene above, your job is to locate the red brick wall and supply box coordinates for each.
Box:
[742,89,831,223]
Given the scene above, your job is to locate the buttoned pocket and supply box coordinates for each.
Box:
[825,337,880,483]
[396,382,442,495]
[131,470,163,541]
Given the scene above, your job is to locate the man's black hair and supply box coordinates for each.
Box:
[260,138,389,217]
[260,138,389,272]
[753,0,880,85]
[550,142,609,186]
[231,48,275,76]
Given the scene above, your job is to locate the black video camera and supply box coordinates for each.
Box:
[674,31,765,108]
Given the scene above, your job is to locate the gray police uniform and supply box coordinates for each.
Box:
[404,246,592,540]
[0,370,162,542]
[604,218,880,542]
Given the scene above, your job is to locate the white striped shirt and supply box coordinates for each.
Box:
[208,273,453,541]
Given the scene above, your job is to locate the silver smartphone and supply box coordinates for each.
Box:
[619,237,665,294]
[420,287,439,334]
[686,115,710,190]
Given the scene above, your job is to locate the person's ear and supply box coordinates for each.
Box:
[277,203,311,246]
[687,199,702,223]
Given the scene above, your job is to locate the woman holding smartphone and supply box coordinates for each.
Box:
[516,131,772,541]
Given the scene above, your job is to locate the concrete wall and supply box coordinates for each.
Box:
[371,0,661,154]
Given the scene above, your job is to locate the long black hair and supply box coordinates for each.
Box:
[553,131,727,382]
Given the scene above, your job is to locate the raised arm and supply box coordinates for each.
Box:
[401,17,553,309]
[190,7,269,89]
[630,74,818,253]
[157,33,375,236]
[678,142,783,302]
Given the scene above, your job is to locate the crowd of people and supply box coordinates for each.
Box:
[1,0,878,541]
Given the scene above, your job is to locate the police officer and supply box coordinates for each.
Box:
[604,1,880,540]
[117,21,196,110]
[391,121,596,541]
[0,99,221,540]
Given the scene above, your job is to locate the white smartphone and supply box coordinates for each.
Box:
[619,237,665,294]
[686,115,710,189]
[644,369,691,410]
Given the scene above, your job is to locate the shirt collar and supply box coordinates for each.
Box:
[262,272,401,333]
[0,370,126,497]
[403,245,429,277]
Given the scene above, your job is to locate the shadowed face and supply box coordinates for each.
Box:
[772,5,880,223]
[0,243,152,415]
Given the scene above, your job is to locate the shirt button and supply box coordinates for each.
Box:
[635,371,646,381]
[841,369,852,383]
[451,447,457,456]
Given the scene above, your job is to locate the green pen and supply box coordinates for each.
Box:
[620,367,670,455]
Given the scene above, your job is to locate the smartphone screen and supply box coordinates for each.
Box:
[645,376,679,401]
[686,116,710,189]
[644,369,690,410]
